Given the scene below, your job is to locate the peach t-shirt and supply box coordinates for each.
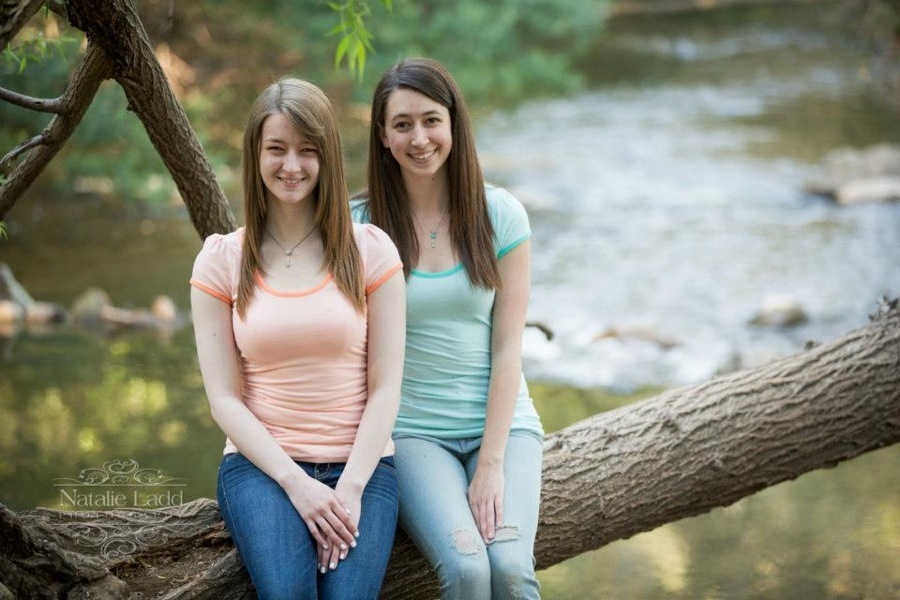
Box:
[190,223,402,462]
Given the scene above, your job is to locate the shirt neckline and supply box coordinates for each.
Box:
[254,270,334,297]
[410,263,464,278]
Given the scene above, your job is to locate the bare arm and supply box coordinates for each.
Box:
[468,239,531,541]
[321,270,405,570]
[190,287,357,551]
[339,270,406,494]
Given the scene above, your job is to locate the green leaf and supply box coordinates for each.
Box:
[327,0,391,78]
[356,41,367,76]
[335,34,352,68]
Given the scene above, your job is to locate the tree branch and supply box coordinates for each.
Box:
[0,135,44,170]
[0,42,111,220]
[0,86,66,113]
[0,0,44,49]
[66,0,237,238]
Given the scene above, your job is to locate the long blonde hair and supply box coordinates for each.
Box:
[236,78,363,317]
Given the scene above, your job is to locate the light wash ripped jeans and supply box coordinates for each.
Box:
[394,430,543,600]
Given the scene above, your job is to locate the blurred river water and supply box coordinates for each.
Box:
[479,6,900,391]
[1,2,898,598]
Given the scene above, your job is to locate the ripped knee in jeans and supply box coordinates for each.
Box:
[487,525,520,545]
[450,525,521,555]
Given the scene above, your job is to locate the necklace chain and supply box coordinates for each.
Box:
[416,210,448,249]
[266,225,316,268]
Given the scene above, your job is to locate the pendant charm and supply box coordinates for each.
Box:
[266,226,316,269]
[416,209,446,250]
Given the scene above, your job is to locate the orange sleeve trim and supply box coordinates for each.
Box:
[366,262,403,295]
[190,279,233,305]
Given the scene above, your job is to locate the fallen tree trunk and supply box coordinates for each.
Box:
[2,300,897,599]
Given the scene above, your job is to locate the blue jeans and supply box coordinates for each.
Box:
[217,452,399,600]
[394,431,543,600]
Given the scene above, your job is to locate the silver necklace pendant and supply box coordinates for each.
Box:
[420,210,447,250]
[267,226,316,269]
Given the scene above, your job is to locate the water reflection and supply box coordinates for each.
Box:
[0,327,221,511]
[536,446,900,600]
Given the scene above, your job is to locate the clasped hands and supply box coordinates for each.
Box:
[284,473,362,573]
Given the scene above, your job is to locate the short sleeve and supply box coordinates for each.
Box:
[487,186,531,258]
[355,223,402,294]
[190,233,238,305]
[350,197,371,224]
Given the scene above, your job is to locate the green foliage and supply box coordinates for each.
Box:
[328,0,393,80]
[1,11,79,74]
[0,220,7,240]
[0,1,610,210]
[1,11,181,209]
[353,0,610,105]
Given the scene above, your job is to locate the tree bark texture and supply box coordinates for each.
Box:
[62,0,236,238]
[2,0,236,236]
[66,0,235,238]
[0,43,112,220]
[1,302,898,599]
[0,0,44,50]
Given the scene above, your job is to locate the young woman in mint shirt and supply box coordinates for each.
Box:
[352,58,544,600]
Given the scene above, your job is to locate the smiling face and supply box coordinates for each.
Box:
[380,88,453,183]
[259,112,320,207]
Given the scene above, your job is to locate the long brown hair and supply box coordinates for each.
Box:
[236,77,363,317]
[366,57,500,288]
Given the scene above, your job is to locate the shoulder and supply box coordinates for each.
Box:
[195,228,244,264]
[485,184,526,216]
[485,183,518,205]
[350,197,371,224]
[484,184,529,226]
[190,228,243,295]
[353,223,402,288]
[353,222,398,256]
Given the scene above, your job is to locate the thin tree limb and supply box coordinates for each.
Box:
[0,86,66,113]
[0,0,44,49]
[0,42,111,220]
[0,135,44,170]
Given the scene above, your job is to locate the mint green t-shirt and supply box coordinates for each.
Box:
[351,185,544,439]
